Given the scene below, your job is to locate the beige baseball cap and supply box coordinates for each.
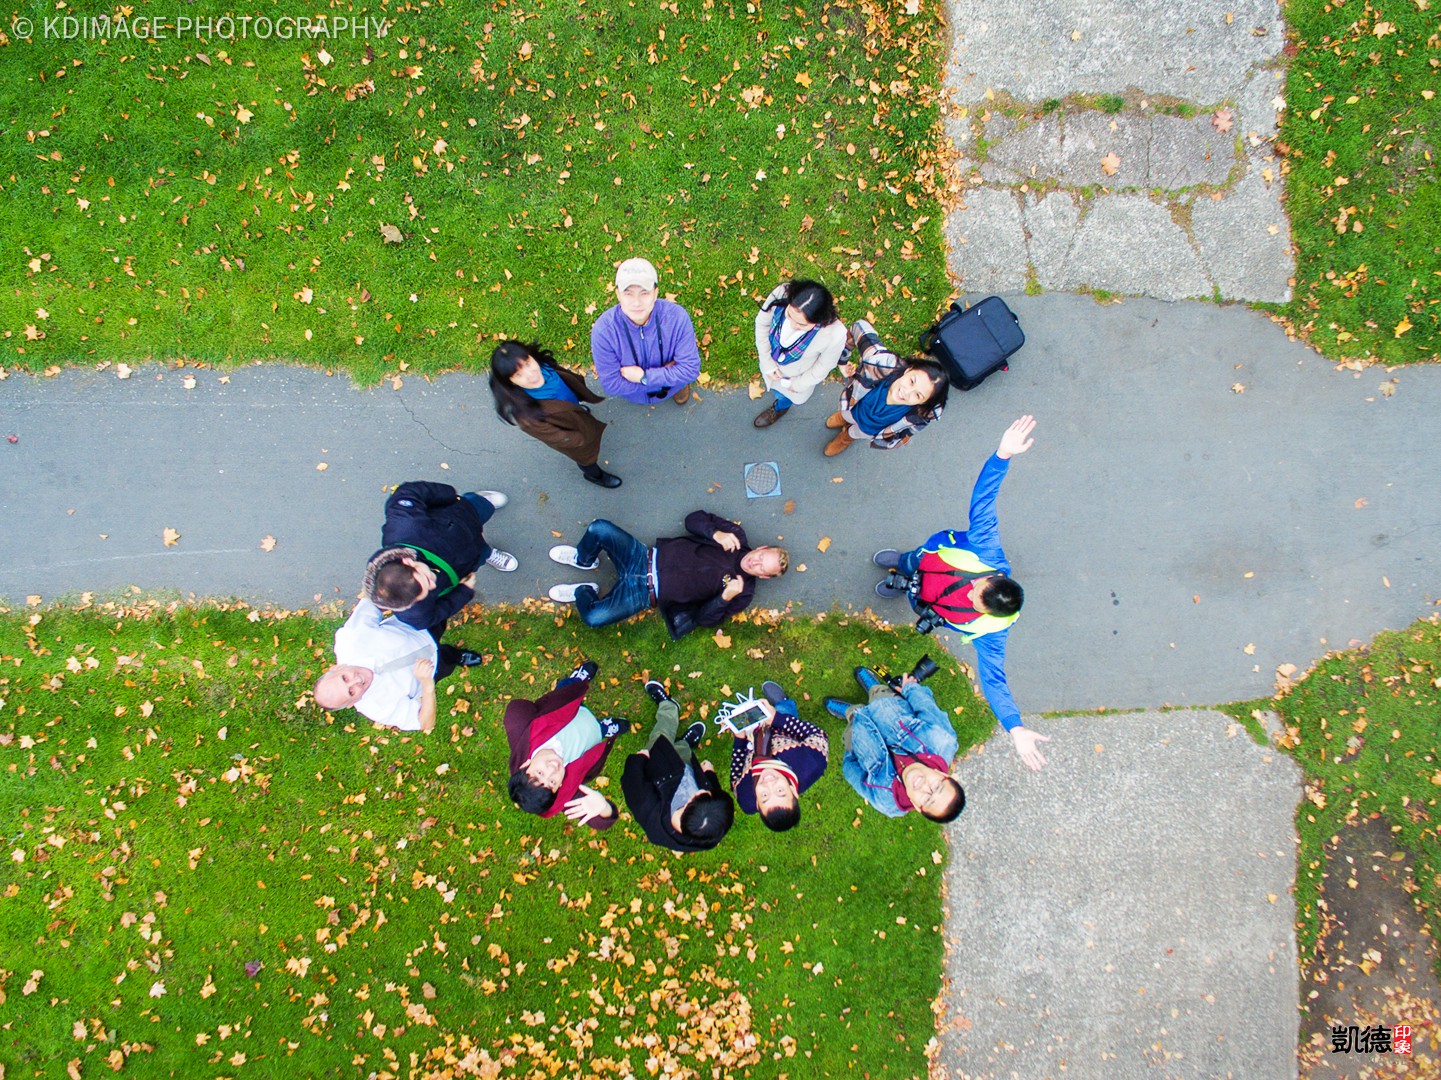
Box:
[614,257,658,293]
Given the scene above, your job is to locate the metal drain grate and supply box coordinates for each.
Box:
[743,461,782,499]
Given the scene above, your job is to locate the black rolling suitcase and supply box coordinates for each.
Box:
[919,296,1024,391]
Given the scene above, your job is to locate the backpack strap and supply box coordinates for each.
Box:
[405,545,461,596]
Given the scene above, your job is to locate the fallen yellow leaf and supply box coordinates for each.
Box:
[162,527,181,547]
[817,536,831,553]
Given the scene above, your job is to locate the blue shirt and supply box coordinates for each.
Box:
[850,374,911,435]
[523,365,580,404]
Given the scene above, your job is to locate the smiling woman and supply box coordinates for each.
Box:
[824,318,951,457]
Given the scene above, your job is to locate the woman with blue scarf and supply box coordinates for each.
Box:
[752,279,849,428]
[824,319,950,457]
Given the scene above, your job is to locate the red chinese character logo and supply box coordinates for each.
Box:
[1393,1025,1412,1055]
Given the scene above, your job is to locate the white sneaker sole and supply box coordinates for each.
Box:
[549,545,599,571]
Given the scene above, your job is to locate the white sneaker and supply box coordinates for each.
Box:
[549,582,593,603]
[485,548,518,572]
[474,490,508,510]
[549,544,599,571]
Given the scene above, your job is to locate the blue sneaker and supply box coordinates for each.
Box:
[854,666,881,693]
[824,697,852,720]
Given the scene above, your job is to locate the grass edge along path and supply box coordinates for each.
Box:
[0,0,957,385]
[1222,614,1441,985]
[0,600,994,1077]
[1275,0,1439,365]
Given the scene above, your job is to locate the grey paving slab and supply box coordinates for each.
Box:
[948,187,1029,293]
[938,709,1301,1080]
[1059,196,1212,299]
[4,295,1440,720]
[1024,191,1083,288]
[947,0,1285,104]
[1192,169,1294,302]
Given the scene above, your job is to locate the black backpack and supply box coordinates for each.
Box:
[919,296,1025,391]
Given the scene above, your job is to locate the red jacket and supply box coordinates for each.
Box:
[503,680,618,830]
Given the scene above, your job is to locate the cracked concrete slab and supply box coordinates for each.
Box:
[1023,191,1082,290]
[1060,195,1211,299]
[1192,169,1294,301]
[947,0,1286,104]
[939,709,1301,1080]
[948,187,1029,293]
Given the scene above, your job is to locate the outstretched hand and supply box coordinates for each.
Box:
[997,414,1037,460]
[562,785,614,825]
[1011,726,1051,771]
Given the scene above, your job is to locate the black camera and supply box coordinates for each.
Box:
[913,604,941,635]
[879,653,940,691]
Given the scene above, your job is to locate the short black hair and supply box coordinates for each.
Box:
[374,560,423,610]
[759,801,801,833]
[981,576,1024,617]
[679,792,734,842]
[921,778,966,823]
[507,770,557,814]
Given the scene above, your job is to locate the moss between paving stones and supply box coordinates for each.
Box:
[0,601,992,1076]
[0,2,953,385]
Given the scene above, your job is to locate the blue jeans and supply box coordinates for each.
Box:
[772,390,793,412]
[460,492,496,561]
[572,520,653,628]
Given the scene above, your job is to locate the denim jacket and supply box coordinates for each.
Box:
[841,684,958,817]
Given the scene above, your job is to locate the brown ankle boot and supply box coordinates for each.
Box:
[672,384,692,405]
[825,411,846,430]
[823,428,855,456]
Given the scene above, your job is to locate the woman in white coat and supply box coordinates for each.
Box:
[752,279,849,428]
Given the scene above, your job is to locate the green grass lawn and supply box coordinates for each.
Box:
[0,601,993,1077]
[0,0,953,384]
[1230,616,1441,977]
[1277,0,1439,364]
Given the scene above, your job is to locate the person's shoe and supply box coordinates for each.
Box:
[475,490,508,510]
[682,721,706,748]
[458,649,486,667]
[824,696,852,720]
[823,428,855,456]
[485,548,518,572]
[569,659,599,682]
[761,680,787,706]
[584,469,623,489]
[549,583,594,604]
[549,545,600,571]
[753,403,787,428]
[875,575,909,599]
[598,716,630,740]
[672,384,692,406]
[643,679,673,705]
[824,411,847,430]
[854,666,881,692]
[873,549,901,569]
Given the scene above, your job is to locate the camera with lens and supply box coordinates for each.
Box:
[878,653,940,691]
[913,604,942,635]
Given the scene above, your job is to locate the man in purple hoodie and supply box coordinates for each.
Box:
[590,258,701,406]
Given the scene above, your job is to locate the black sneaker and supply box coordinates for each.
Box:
[598,716,630,739]
[682,721,706,748]
[873,548,901,569]
[643,679,672,705]
[760,680,787,706]
[584,469,623,489]
[569,660,599,682]
[875,574,909,599]
[458,649,486,667]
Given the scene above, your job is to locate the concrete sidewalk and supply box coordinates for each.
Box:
[4,296,1437,715]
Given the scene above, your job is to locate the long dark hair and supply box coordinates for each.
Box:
[489,340,561,426]
[901,356,950,421]
[764,278,839,327]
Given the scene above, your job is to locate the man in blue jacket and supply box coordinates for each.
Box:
[831,670,964,821]
[590,258,702,406]
[871,415,1052,772]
